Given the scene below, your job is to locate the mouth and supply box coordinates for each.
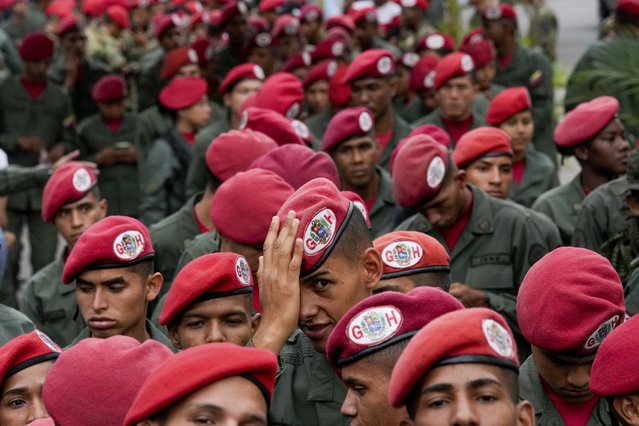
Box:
[88,317,116,330]
[486,190,505,198]
[301,323,333,341]
[560,389,592,400]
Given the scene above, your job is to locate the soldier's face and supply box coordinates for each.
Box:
[396,65,411,97]
[169,295,259,350]
[277,36,303,62]
[332,135,379,190]
[584,118,630,176]
[305,80,329,115]
[499,110,533,157]
[24,58,52,82]
[248,47,276,76]
[436,75,476,122]
[0,362,52,426]
[54,192,107,249]
[474,62,496,91]
[341,360,409,426]
[417,171,468,230]
[351,78,395,119]
[179,96,212,130]
[98,100,126,121]
[464,156,513,199]
[373,276,416,294]
[225,79,263,115]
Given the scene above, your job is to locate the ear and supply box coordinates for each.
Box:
[167,325,183,350]
[626,194,639,216]
[146,272,163,302]
[516,400,535,426]
[613,396,639,426]
[362,246,383,291]
[222,92,232,108]
[455,168,468,188]
[251,312,262,335]
[98,198,108,218]
[388,77,398,98]
[573,144,589,162]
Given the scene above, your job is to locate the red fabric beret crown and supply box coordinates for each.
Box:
[554,96,619,148]
[452,127,513,168]
[42,162,98,222]
[254,72,304,119]
[303,60,338,88]
[322,107,375,151]
[342,49,395,84]
[57,15,80,36]
[486,86,531,126]
[219,62,265,95]
[482,4,517,21]
[239,107,306,145]
[373,230,450,278]
[159,76,208,110]
[19,32,54,61]
[517,247,625,355]
[106,5,130,29]
[460,39,495,69]
[0,330,61,385]
[92,74,127,103]
[341,190,371,228]
[409,54,440,91]
[160,47,198,80]
[433,52,475,90]
[617,0,639,17]
[416,32,455,53]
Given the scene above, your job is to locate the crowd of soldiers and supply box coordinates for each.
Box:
[0,0,639,424]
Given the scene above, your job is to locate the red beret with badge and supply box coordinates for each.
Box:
[44,336,173,426]
[211,169,294,245]
[83,0,106,17]
[254,72,304,119]
[342,49,395,84]
[311,37,348,63]
[341,190,371,228]
[554,96,619,148]
[481,4,517,21]
[327,286,462,369]
[272,14,301,39]
[322,107,375,152]
[433,52,475,90]
[258,0,283,13]
[617,0,639,17]
[407,124,451,147]
[160,47,198,80]
[57,15,81,37]
[249,144,340,190]
[460,39,495,69]
[461,27,485,47]
[206,129,278,182]
[42,162,98,223]
[398,0,429,10]
[239,107,306,145]
[517,247,625,355]
[416,32,455,54]
[62,216,155,284]
[409,53,439,91]
[160,253,254,326]
[190,38,218,66]
[348,5,377,25]
[154,13,188,38]
[486,87,532,126]
[326,14,355,32]
[452,127,513,168]
[391,135,450,208]
[0,330,61,385]
[374,231,450,278]
[106,5,130,29]
[124,343,278,426]
[282,52,312,73]
[92,74,127,103]
[300,3,322,22]
[159,76,208,110]
[19,32,54,61]
[219,63,265,95]
[303,60,338,88]
[389,308,519,407]
[219,0,246,27]
[277,178,354,275]
[397,52,420,69]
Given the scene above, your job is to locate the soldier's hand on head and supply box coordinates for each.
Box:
[252,211,304,355]
[449,282,489,308]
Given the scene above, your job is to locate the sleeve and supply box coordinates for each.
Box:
[185,131,212,196]
[139,139,173,226]
[0,32,22,75]
[0,165,50,196]
[18,279,46,330]
[572,196,607,251]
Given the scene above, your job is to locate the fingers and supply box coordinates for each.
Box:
[262,216,280,269]
[289,238,304,274]
[277,214,299,272]
[256,255,264,294]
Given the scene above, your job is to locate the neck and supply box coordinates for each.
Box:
[442,110,472,122]
[581,164,614,193]
[194,189,214,230]
[229,109,240,129]
[375,108,394,136]
[176,119,195,135]
[496,36,516,58]
[343,169,380,201]
[512,150,525,162]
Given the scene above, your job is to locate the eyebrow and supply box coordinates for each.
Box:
[421,383,453,395]
[2,386,28,398]
[183,310,249,319]
[468,378,501,390]
[76,276,126,286]
[301,269,331,283]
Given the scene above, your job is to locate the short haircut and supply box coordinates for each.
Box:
[330,209,373,266]
[406,271,451,292]
[616,9,639,29]
[129,258,155,281]
[362,339,410,374]
[168,292,253,330]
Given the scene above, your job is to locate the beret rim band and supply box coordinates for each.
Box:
[335,330,417,367]
[434,354,519,373]
[66,253,155,284]
[191,287,254,305]
[5,352,59,380]
[381,265,451,280]
[457,150,513,168]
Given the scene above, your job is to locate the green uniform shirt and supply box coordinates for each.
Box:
[1,10,45,46]
[572,176,630,252]
[519,356,612,426]
[77,112,140,217]
[133,105,173,175]
[68,319,175,351]
[625,267,639,316]
[369,167,396,238]
[306,108,333,147]
[532,173,585,245]
[19,256,85,347]
[401,98,432,124]
[412,109,485,147]
[137,53,164,112]
[509,149,559,208]
[0,164,50,196]
[0,303,34,346]
[379,114,412,171]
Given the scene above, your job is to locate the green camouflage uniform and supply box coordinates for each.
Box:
[0,303,34,346]
[529,4,559,61]
[509,148,559,208]
[85,21,127,71]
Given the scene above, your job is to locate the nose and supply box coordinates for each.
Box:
[205,322,226,343]
[340,389,358,418]
[91,288,108,312]
[451,396,479,426]
[299,288,320,323]
[566,364,591,389]
[71,209,84,229]
[29,396,49,423]
[489,168,502,184]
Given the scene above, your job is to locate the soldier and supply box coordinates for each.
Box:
[373,231,451,293]
[239,107,308,145]
[247,17,277,77]
[326,287,463,426]
[0,26,22,84]
[393,53,420,122]
[414,52,486,146]
[460,38,505,102]
[76,75,139,217]
[272,15,304,64]
[303,60,336,117]
[482,4,555,160]
[533,97,630,245]
[0,331,61,426]
[517,247,624,426]
[0,304,34,346]
[393,135,554,358]
[403,54,440,123]
[139,76,211,225]
[350,6,400,58]
[20,163,106,346]
[0,32,72,308]
[389,308,535,426]
[160,253,259,350]
[529,0,559,61]
[215,1,249,78]
[300,3,323,46]
[343,49,412,171]
[61,216,173,348]
[1,0,45,46]
[125,343,277,426]
[396,0,435,52]
[254,72,305,120]
[486,87,558,207]
[322,107,397,238]
[415,32,455,58]
[85,5,130,73]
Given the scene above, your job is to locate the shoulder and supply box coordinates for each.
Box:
[279,329,319,365]
[28,258,64,287]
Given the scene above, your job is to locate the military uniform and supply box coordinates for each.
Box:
[509,149,559,208]
[379,114,412,170]
[0,164,50,195]
[68,319,175,351]
[19,256,85,347]
[306,108,334,145]
[625,267,639,316]
[137,53,164,111]
[269,329,348,426]
[1,9,45,46]
[519,356,612,426]
[572,176,630,252]
[493,45,555,160]
[401,98,432,124]
[77,112,140,217]
[532,173,585,245]
[369,167,396,238]
[85,21,127,71]
[529,4,559,61]
[0,303,34,346]
[0,28,22,82]
[133,105,173,170]
[412,109,486,147]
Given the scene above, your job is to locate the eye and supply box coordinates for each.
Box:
[186,320,205,329]
[8,398,27,409]
[108,285,124,293]
[426,398,448,409]
[77,284,93,293]
[477,394,498,403]
[313,279,331,292]
[352,385,367,397]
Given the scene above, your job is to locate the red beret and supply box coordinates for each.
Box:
[390,308,518,407]
[124,343,277,425]
[397,52,420,69]
[322,107,375,151]
[19,32,54,61]
[341,190,371,228]
[211,169,294,245]
[303,60,338,88]
[160,47,198,80]
[329,64,352,108]
[374,231,450,278]
[206,129,278,181]
[62,216,154,284]
[327,286,462,368]
[554,96,619,148]
[343,49,395,84]
[106,5,130,28]
[249,30,273,49]
[159,76,208,110]
[407,124,451,147]
[300,3,322,22]
[254,72,304,119]
[433,52,474,90]
[42,162,98,223]
[153,13,188,38]
[517,247,625,355]
[482,4,517,21]
[452,127,513,168]
[92,74,127,103]
[43,336,173,426]
[57,15,80,37]
[461,27,485,47]
[326,15,355,32]
[348,5,377,25]
[591,314,639,396]
[486,87,531,126]
[160,253,253,325]
[0,330,61,385]
[282,52,312,73]
[190,38,218,66]
[45,0,73,17]
[391,135,450,208]
[239,107,305,145]
[409,53,439,91]
[618,0,639,16]
[416,32,455,53]
[277,178,353,275]
[219,0,247,27]
[399,0,428,10]
[249,144,340,190]
[83,0,106,16]
[220,64,264,96]
[311,37,347,63]
[460,39,495,69]
[272,14,300,39]
[258,0,283,13]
